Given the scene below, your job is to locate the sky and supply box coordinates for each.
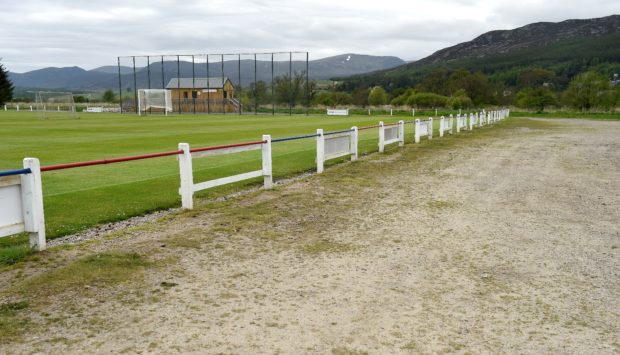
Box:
[2,0,619,73]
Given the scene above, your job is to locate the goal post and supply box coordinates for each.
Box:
[35,91,78,119]
[137,89,173,115]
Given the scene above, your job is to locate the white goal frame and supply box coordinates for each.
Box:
[137,89,173,115]
[34,91,77,119]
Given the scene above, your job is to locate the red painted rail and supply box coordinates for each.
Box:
[190,140,266,153]
[40,149,184,172]
[358,124,380,131]
[40,140,267,172]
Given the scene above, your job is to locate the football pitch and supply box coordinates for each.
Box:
[1,111,438,240]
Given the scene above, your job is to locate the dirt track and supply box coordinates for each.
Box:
[3,118,620,354]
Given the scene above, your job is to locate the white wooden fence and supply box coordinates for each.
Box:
[439,116,453,137]
[456,114,468,132]
[178,137,273,209]
[379,120,404,152]
[0,109,511,249]
[415,118,433,143]
[0,159,46,250]
[316,127,358,174]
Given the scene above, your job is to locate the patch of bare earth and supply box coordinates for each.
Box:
[1,118,619,354]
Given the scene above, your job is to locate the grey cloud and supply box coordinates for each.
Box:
[2,0,618,72]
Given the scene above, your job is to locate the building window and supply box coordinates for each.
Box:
[183,91,188,99]
[192,91,198,99]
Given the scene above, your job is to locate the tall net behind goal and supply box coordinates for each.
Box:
[35,91,78,119]
[138,89,173,115]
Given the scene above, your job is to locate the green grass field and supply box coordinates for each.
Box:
[1,111,452,247]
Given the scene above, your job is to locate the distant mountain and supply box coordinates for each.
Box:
[91,66,133,75]
[8,54,406,92]
[338,15,620,90]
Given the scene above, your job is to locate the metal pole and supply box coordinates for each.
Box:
[221,54,225,115]
[238,54,241,115]
[192,55,196,115]
[147,56,151,114]
[132,56,138,114]
[289,52,292,115]
[161,56,165,89]
[271,53,274,116]
[206,55,210,114]
[177,55,181,115]
[254,53,257,115]
[117,57,123,114]
[306,52,309,116]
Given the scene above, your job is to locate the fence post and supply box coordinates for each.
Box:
[412,108,415,117]
[262,135,273,189]
[316,129,324,173]
[439,116,445,138]
[178,143,194,210]
[390,108,393,116]
[428,118,433,140]
[351,126,358,161]
[368,108,371,116]
[16,104,19,111]
[398,120,405,146]
[456,114,461,133]
[414,119,421,143]
[22,158,46,251]
[449,115,454,134]
[378,121,385,153]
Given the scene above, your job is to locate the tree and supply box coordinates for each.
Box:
[273,71,312,106]
[517,68,555,89]
[0,60,14,106]
[563,71,614,110]
[102,89,115,103]
[407,92,448,108]
[368,86,387,106]
[352,87,369,107]
[448,90,473,109]
[515,87,557,112]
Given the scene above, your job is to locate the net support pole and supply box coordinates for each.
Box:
[254,53,257,115]
[147,56,151,114]
[289,52,292,116]
[132,56,138,114]
[306,52,309,116]
[238,54,242,115]
[177,55,181,114]
[271,53,274,116]
[206,55,210,114]
[117,57,123,113]
[161,56,165,90]
[221,54,225,115]
[192,55,196,115]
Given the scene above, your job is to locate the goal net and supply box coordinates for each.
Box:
[35,91,78,119]
[138,89,173,115]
